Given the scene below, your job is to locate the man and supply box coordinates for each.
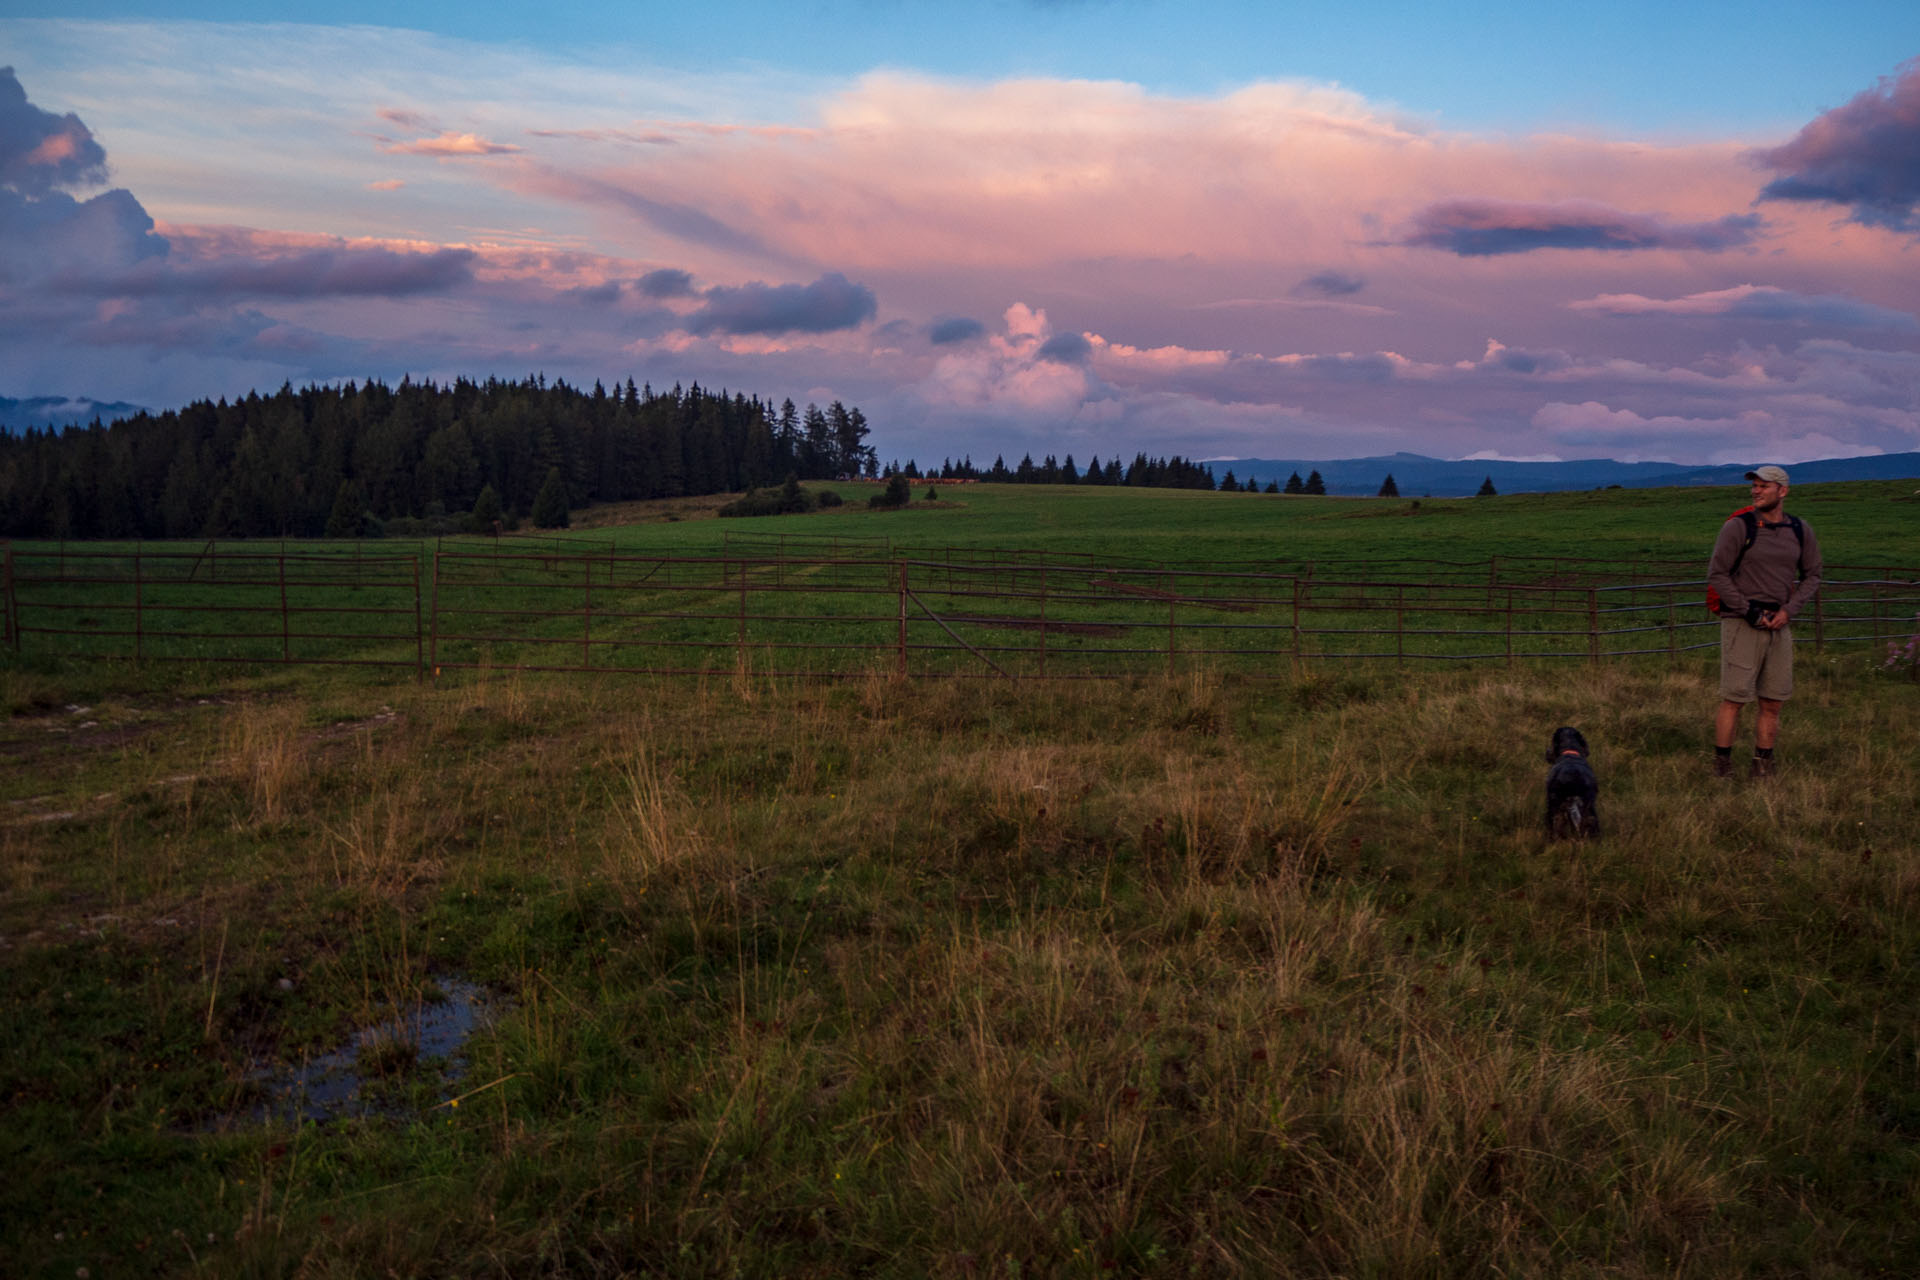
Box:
[1708,465,1823,778]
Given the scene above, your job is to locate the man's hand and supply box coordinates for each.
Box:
[1763,609,1790,630]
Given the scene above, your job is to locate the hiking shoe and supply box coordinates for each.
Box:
[1712,754,1734,779]
[1750,756,1776,780]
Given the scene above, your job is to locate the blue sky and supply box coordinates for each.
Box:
[4,2,1919,464]
[20,0,1918,134]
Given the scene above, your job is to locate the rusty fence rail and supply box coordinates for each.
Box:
[6,542,1918,679]
[5,544,425,669]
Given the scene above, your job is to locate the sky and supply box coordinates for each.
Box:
[3,2,1920,467]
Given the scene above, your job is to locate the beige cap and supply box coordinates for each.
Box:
[1744,465,1789,485]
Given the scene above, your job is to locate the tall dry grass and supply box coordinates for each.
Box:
[5,654,1916,1277]
[223,700,306,827]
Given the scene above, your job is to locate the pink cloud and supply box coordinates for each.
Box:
[381,131,522,157]
[1570,285,1915,330]
[485,72,1775,282]
[376,107,439,131]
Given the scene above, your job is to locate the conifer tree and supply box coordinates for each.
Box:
[1284,471,1304,494]
[1477,475,1498,497]
[1378,474,1399,497]
[531,467,570,528]
[1304,470,1326,495]
[324,479,365,538]
[470,483,503,534]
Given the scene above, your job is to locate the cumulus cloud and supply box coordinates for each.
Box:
[929,316,986,344]
[682,271,876,335]
[1399,199,1764,255]
[380,131,522,157]
[1753,59,1920,231]
[637,267,695,298]
[1037,331,1092,364]
[0,69,168,284]
[1570,285,1917,330]
[1,66,109,195]
[914,303,1101,419]
[1293,270,1365,297]
[1467,338,1573,375]
[0,185,168,282]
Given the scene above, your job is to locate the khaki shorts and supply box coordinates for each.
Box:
[1720,617,1794,703]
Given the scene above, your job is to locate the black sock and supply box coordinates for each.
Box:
[1755,746,1774,760]
[1714,745,1732,760]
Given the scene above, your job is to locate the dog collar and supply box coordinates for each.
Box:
[1558,749,1584,757]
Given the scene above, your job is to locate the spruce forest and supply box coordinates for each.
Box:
[2,375,1240,540]
[0,377,878,541]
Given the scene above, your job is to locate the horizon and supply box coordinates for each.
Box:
[3,5,1919,468]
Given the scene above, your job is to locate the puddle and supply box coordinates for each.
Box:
[237,977,503,1126]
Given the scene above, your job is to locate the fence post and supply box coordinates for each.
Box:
[401,556,418,678]
[280,547,291,662]
[1038,564,1048,677]
[737,558,747,673]
[897,561,909,678]
[1396,583,1405,664]
[1587,588,1599,664]
[1505,587,1514,666]
[1291,576,1302,661]
[1167,598,1176,676]
[582,556,593,670]
[1813,590,1824,653]
[134,546,144,664]
[1666,586,1676,659]
[427,550,440,676]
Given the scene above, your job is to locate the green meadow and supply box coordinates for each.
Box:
[571,476,1917,568]
[9,480,1917,677]
[2,482,1918,1277]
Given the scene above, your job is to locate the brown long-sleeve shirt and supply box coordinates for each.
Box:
[1707,512,1823,620]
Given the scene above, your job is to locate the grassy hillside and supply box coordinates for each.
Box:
[2,485,1917,1277]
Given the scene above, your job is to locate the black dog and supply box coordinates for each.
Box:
[1544,726,1600,840]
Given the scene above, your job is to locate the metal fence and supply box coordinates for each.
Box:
[6,540,1917,680]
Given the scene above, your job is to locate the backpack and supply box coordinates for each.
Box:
[1706,507,1806,615]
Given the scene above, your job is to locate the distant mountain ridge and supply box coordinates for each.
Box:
[0,395,148,433]
[1216,451,1920,497]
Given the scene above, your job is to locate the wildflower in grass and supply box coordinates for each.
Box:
[1885,614,1920,669]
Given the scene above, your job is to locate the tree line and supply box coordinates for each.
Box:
[887,452,1230,489]
[0,376,876,540]
[0,372,1467,542]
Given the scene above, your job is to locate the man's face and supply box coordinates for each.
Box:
[1750,480,1787,511]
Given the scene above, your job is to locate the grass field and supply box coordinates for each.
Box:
[576,476,1920,570]
[8,481,1917,677]
[3,485,1918,1277]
